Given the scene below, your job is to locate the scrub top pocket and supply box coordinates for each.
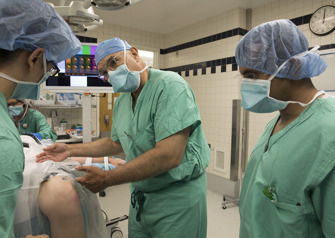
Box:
[270,200,306,237]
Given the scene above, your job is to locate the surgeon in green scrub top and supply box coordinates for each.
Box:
[7,99,57,142]
[37,37,211,238]
[0,0,81,237]
[235,19,335,238]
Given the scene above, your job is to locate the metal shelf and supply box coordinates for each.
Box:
[56,136,99,144]
[35,105,81,109]
[34,105,96,109]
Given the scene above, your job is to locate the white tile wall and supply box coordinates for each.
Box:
[78,23,163,51]
[162,8,246,180]
[161,8,246,69]
[163,8,246,49]
[160,35,241,69]
[186,70,241,179]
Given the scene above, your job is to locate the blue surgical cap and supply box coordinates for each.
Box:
[235,19,327,80]
[0,0,81,63]
[95,37,132,66]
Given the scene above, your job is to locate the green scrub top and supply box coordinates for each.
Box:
[240,96,335,238]
[17,108,57,142]
[111,69,210,237]
[0,92,24,238]
[111,68,210,192]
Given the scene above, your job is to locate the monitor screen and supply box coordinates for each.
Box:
[52,44,98,76]
[57,61,66,73]
[70,76,87,87]
[45,74,112,87]
[44,43,113,93]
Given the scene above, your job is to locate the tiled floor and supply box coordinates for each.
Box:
[98,183,240,238]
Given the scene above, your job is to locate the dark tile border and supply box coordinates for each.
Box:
[160,14,313,55]
[315,43,335,51]
[162,43,335,76]
[160,28,248,54]
[74,14,312,49]
[161,13,333,76]
[291,14,312,26]
[163,56,239,74]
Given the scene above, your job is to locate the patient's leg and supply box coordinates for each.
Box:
[38,176,85,238]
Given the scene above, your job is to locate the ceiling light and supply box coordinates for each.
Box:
[91,0,143,10]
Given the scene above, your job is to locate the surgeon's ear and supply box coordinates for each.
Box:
[129,47,140,61]
[286,57,302,79]
[26,48,45,73]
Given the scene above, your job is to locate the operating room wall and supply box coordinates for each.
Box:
[83,24,163,52]
[160,8,247,196]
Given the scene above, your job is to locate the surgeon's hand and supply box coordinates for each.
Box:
[75,165,109,193]
[35,143,69,163]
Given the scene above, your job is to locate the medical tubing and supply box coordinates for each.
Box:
[131,189,146,222]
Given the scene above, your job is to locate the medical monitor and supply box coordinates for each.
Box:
[43,43,114,93]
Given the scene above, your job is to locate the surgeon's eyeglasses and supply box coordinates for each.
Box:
[98,51,124,80]
[47,61,60,77]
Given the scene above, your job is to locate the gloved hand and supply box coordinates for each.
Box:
[28,132,42,140]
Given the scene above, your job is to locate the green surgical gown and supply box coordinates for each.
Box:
[111,68,210,237]
[240,96,335,238]
[17,108,57,142]
[0,92,24,238]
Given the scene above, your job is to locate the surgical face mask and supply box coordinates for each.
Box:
[0,54,52,100]
[241,46,324,113]
[107,41,148,93]
[241,78,289,113]
[8,105,24,117]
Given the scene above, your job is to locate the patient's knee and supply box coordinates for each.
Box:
[39,176,80,216]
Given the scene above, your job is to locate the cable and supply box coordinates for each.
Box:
[101,209,109,222]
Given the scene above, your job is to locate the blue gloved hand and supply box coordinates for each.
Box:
[28,132,42,140]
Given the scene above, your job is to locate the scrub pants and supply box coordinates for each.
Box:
[128,173,207,238]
